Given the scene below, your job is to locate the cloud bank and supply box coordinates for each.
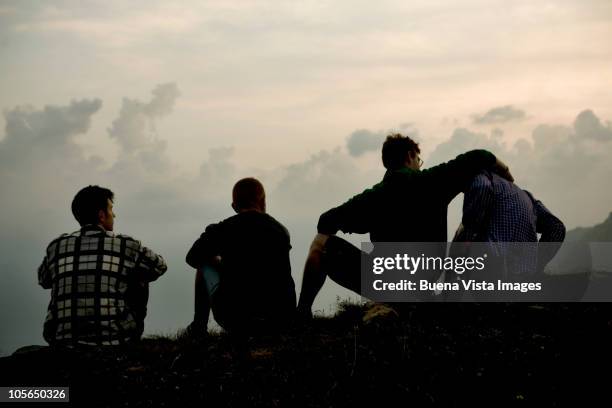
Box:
[346,124,419,157]
[428,109,612,233]
[472,105,527,125]
[346,129,384,157]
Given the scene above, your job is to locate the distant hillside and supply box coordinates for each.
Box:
[546,212,612,276]
[566,212,612,241]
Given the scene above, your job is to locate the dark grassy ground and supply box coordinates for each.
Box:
[1,302,609,407]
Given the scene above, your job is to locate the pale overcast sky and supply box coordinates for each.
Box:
[1,0,611,355]
[2,0,611,170]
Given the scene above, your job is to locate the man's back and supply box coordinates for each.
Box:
[460,172,538,242]
[186,211,296,327]
[458,172,565,242]
[456,172,566,274]
[38,225,167,345]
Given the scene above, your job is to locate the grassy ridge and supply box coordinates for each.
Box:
[0,302,608,407]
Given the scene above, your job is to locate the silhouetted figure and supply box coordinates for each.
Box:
[186,178,296,337]
[453,171,566,274]
[297,133,514,315]
[38,186,167,346]
[446,171,566,300]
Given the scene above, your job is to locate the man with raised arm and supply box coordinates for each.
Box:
[297,133,514,315]
[38,185,167,346]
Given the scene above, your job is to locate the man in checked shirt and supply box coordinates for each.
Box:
[452,170,566,281]
[38,186,167,346]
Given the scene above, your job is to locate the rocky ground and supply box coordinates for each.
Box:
[1,302,609,407]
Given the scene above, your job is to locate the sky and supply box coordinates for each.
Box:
[1,0,612,355]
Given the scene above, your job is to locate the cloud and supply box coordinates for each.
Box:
[573,109,612,142]
[472,105,527,125]
[1,98,102,148]
[346,124,419,157]
[108,83,179,153]
[426,127,506,167]
[427,109,612,233]
[531,124,573,150]
[199,146,237,188]
[107,83,179,174]
[346,129,384,157]
[144,83,182,117]
[276,148,360,210]
[0,98,104,191]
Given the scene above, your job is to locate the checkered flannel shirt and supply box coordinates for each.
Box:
[456,171,566,275]
[38,225,167,346]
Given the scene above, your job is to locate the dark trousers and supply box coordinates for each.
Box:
[194,264,294,333]
[321,236,364,296]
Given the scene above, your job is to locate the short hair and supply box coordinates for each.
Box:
[71,185,114,226]
[381,133,421,170]
[232,178,265,210]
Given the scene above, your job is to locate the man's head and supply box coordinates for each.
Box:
[232,177,266,213]
[382,133,422,171]
[71,185,115,231]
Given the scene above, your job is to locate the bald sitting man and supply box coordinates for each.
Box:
[186,178,296,337]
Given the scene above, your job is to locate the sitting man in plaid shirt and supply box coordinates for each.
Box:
[38,185,167,346]
[453,171,566,277]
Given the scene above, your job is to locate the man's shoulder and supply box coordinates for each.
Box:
[44,229,146,257]
[225,212,290,239]
[489,173,525,197]
[190,219,227,242]
[468,172,495,190]
[111,232,145,249]
[381,169,428,192]
[345,179,388,203]
[44,233,67,253]
[202,219,225,234]
[89,230,145,252]
[45,229,81,247]
[262,213,290,237]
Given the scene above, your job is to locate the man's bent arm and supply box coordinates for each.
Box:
[535,203,566,244]
[38,256,52,289]
[317,185,380,235]
[423,150,500,203]
[186,224,222,269]
[186,235,205,269]
[524,191,566,271]
[528,193,566,271]
[135,243,167,282]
